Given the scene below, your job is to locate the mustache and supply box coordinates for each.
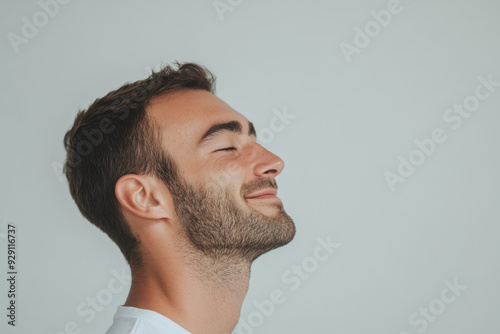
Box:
[241,178,277,198]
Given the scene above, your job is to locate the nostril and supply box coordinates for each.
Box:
[264,168,278,175]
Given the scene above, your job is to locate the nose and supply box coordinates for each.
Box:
[252,143,285,177]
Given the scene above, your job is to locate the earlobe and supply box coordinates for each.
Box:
[115,174,172,220]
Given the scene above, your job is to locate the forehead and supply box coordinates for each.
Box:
[147,89,248,152]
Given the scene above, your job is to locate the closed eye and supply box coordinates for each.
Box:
[215,147,236,152]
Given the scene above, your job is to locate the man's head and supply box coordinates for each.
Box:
[63,62,295,274]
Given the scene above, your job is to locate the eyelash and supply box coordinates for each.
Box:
[216,147,236,152]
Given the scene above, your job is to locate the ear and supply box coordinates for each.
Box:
[115,174,174,220]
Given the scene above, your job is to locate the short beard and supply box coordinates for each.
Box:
[159,157,296,263]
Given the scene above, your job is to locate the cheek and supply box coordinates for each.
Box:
[224,159,242,175]
[213,160,243,185]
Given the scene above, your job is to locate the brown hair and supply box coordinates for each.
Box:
[63,62,216,271]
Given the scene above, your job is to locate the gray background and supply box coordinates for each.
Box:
[1,0,499,333]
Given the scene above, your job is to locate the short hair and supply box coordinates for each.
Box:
[63,62,216,272]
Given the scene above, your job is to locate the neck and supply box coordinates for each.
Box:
[124,241,252,334]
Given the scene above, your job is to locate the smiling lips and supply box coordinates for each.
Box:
[245,189,278,199]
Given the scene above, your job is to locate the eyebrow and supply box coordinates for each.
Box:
[198,120,257,146]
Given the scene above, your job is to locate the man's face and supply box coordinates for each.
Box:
[148,89,295,261]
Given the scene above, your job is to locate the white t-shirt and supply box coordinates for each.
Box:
[105,305,192,334]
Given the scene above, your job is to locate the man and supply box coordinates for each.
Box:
[63,62,296,334]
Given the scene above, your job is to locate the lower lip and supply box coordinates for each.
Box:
[247,194,278,199]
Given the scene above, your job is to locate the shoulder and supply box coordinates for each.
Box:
[105,306,191,334]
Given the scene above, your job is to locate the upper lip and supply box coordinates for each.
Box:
[245,189,277,199]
